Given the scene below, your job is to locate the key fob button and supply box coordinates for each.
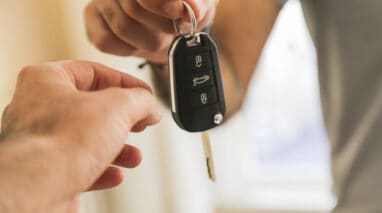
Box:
[190,87,218,107]
[187,52,212,72]
[189,72,215,89]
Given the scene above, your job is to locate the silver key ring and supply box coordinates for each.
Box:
[173,1,198,39]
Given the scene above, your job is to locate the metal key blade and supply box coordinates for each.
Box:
[201,132,216,182]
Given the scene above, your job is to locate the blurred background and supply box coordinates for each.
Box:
[0,0,336,212]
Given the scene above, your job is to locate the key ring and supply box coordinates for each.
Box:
[173,1,198,39]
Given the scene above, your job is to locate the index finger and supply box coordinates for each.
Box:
[59,61,152,93]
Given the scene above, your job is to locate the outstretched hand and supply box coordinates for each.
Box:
[0,61,161,212]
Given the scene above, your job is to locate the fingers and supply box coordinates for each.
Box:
[113,144,142,168]
[137,0,184,19]
[137,0,209,21]
[131,114,160,132]
[84,3,137,56]
[118,0,174,33]
[87,144,142,192]
[88,167,124,191]
[66,196,80,213]
[86,144,142,192]
[61,61,162,129]
[90,0,168,52]
[84,0,216,62]
[58,61,152,92]
[14,61,161,130]
[97,87,161,130]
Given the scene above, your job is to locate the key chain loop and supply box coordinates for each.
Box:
[173,1,198,39]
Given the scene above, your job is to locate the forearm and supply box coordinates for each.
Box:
[0,134,67,212]
[211,0,281,116]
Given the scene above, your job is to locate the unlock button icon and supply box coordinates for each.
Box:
[195,55,203,68]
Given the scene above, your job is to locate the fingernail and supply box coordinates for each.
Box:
[163,1,183,19]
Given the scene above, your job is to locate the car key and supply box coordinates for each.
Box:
[168,1,224,182]
[168,3,226,132]
[201,132,216,181]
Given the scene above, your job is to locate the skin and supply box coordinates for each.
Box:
[0,61,161,212]
[0,1,283,211]
[84,0,281,117]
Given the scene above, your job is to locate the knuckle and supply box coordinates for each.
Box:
[112,19,130,36]
[17,65,36,83]
[120,89,149,109]
[92,32,112,52]
[135,89,154,105]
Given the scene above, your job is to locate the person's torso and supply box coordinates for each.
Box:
[300,1,382,212]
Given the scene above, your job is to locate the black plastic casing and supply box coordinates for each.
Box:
[168,33,226,132]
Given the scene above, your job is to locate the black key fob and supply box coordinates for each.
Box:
[168,32,226,132]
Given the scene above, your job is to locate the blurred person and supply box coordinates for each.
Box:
[84,0,382,212]
[0,61,161,212]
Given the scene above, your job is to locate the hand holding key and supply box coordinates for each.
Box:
[169,2,224,181]
[84,0,217,63]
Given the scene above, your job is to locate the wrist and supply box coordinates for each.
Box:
[0,134,66,211]
[0,134,35,212]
